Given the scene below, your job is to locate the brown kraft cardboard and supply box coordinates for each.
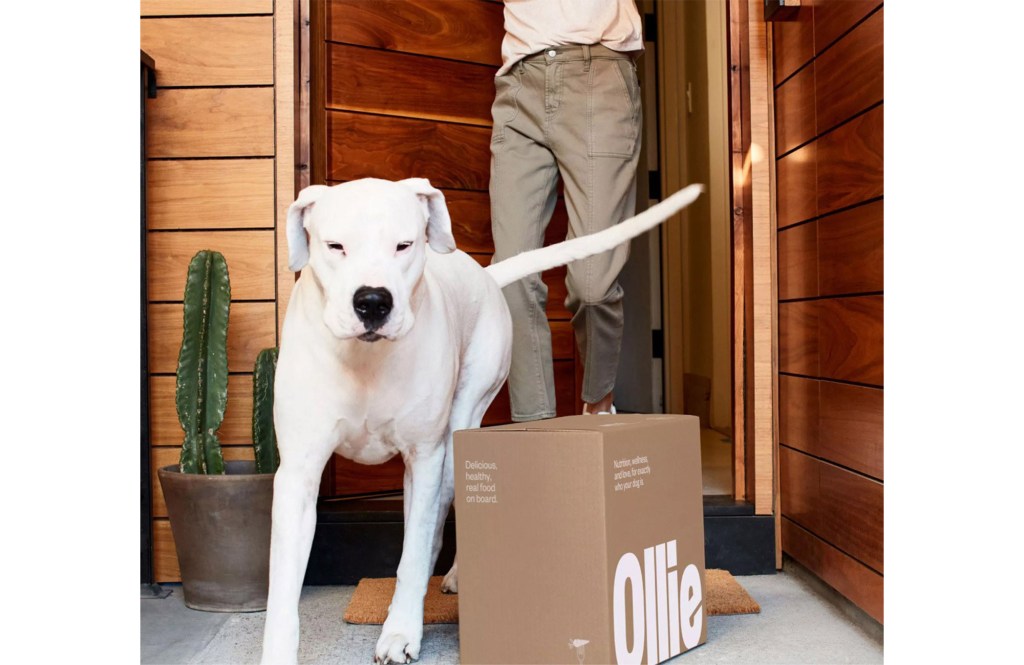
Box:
[454,414,706,664]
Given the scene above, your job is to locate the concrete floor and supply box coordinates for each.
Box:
[141,558,882,664]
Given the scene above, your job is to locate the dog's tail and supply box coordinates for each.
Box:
[484,184,705,289]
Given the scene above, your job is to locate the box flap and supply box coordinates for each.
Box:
[474,413,698,434]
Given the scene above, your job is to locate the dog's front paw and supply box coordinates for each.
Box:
[374,625,422,664]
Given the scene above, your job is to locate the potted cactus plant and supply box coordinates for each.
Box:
[157,250,280,612]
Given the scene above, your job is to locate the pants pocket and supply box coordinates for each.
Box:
[588,58,641,159]
[491,72,522,145]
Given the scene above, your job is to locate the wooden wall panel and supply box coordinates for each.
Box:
[774,0,884,621]
[814,8,883,134]
[326,112,491,190]
[783,518,882,623]
[780,375,882,480]
[772,2,815,82]
[816,104,883,215]
[777,221,817,300]
[776,143,816,228]
[146,88,275,158]
[326,44,494,125]
[812,0,881,54]
[148,302,277,374]
[146,230,275,301]
[141,0,272,16]
[818,296,883,385]
[150,375,256,446]
[778,301,818,376]
[781,447,883,573]
[143,0,289,585]
[774,63,816,156]
[153,519,180,581]
[147,159,275,230]
[818,199,883,295]
[327,0,503,66]
[140,17,273,86]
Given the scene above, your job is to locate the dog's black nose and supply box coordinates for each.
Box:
[352,286,393,328]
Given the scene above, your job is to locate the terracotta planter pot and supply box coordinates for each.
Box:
[158,460,275,612]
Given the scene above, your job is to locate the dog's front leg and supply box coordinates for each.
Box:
[261,450,331,665]
[374,443,446,664]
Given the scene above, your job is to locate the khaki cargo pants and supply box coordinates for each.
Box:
[489,43,642,421]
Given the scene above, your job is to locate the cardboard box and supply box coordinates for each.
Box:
[454,414,706,665]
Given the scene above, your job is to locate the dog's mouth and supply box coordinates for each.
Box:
[358,331,385,342]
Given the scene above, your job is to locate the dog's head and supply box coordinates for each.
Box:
[286,178,456,342]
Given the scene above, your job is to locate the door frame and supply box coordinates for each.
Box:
[656,0,776,517]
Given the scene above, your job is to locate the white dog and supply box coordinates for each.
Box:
[260,177,703,664]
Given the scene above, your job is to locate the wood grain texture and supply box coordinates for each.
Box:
[153,519,180,582]
[483,359,577,424]
[780,375,882,479]
[327,112,491,190]
[141,0,272,16]
[815,8,883,135]
[778,221,818,300]
[149,302,277,373]
[813,0,881,55]
[146,230,275,301]
[146,87,275,158]
[146,159,275,229]
[819,379,883,479]
[772,4,814,83]
[275,0,297,336]
[774,62,816,156]
[326,43,495,126]
[818,199,883,295]
[776,142,816,228]
[818,295,883,385]
[151,446,256,518]
[326,0,503,66]
[140,17,273,86]
[749,0,775,517]
[816,104,883,215]
[783,517,883,623]
[781,446,883,573]
[150,375,256,446]
[778,300,818,376]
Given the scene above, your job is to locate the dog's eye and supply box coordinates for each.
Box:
[396,242,413,252]
[327,242,345,254]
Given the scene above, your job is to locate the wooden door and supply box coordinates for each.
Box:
[309,0,579,497]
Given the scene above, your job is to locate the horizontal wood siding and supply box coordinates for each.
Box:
[143,0,289,582]
[326,0,504,65]
[146,159,275,229]
[139,17,273,86]
[146,88,275,158]
[773,0,884,621]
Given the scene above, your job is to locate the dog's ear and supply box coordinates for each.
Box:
[286,185,329,271]
[398,178,456,254]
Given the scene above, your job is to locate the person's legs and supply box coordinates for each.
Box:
[549,45,642,412]
[490,59,560,421]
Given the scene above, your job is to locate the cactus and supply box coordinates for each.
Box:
[252,347,280,474]
[175,250,230,474]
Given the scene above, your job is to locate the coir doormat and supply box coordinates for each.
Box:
[343,569,760,625]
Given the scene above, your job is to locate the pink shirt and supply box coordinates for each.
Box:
[497,0,644,76]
